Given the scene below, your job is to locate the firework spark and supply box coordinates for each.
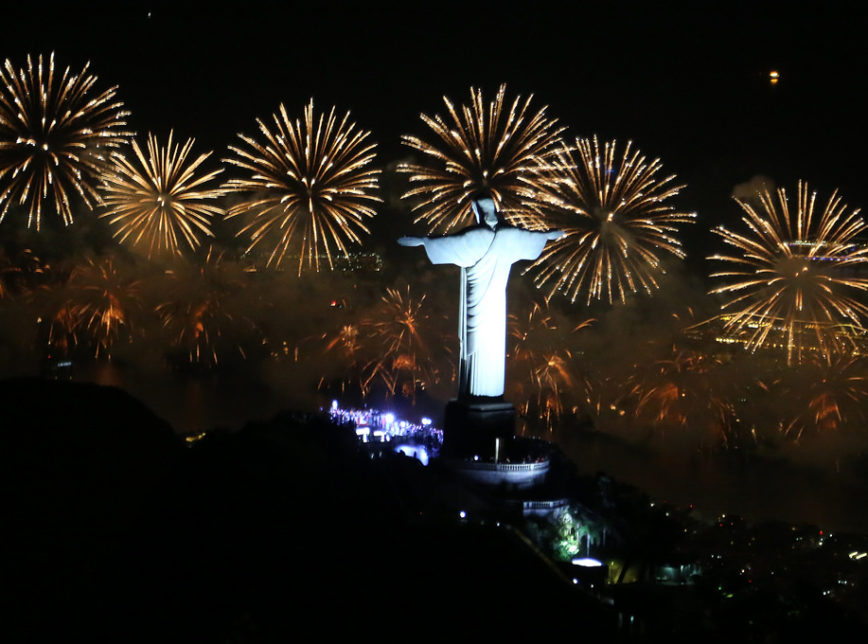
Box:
[325,324,363,360]
[322,323,374,396]
[47,255,142,357]
[99,131,224,256]
[709,181,868,363]
[0,247,43,299]
[625,346,736,444]
[755,354,868,441]
[364,285,450,399]
[524,136,695,304]
[508,302,593,431]
[791,355,868,437]
[399,84,565,233]
[0,53,132,229]
[223,99,380,274]
[155,249,256,367]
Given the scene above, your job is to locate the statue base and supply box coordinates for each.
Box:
[443,397,516,458]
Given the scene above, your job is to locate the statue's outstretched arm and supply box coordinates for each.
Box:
[398,236,426,247]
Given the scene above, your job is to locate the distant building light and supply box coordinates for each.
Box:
[769,70,780,85]
[571,557,604,567]
[331,400,339,410]
[383,413,395,425]
[459,510,467,519]
[421,417,432,426]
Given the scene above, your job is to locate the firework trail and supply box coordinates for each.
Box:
[625,346,736,445]
[508,301,593,431]
[755,354,868,441]
[46,255,142,358]
[155,248,256,367]
[0,247,44,300]
[363,285,449,399]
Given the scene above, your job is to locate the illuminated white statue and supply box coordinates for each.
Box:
[399,197,563,399]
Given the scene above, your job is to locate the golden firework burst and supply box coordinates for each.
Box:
[399,83,565,233]
[364,285,449,399]
[99,131,224,257]
[223,99,380,274]
[0,53,132,229]
[525,136,695,304]
[709,180,868,364]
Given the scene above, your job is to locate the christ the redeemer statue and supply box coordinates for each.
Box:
[399,196,563,400]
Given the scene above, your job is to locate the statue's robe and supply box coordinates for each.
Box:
[422,224,551,398]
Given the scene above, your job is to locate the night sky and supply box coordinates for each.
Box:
[4,1,865,265]
[4,1,868,536]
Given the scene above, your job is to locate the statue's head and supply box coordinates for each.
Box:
[471,196,499,229]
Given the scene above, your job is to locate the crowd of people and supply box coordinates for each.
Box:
[327,401,444,453]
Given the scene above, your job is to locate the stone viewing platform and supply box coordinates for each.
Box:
[447,456,550,489]
[327,400,556,490]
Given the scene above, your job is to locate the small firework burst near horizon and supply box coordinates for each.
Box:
[364,285,447,400]
[508,301,593,431]
[709,180,868,364]
[156,248,256,367]
[223,99,381,275]
[0,52,132,229]
[524,136,695,305]
[47,255,142,358]
[99,131,225,257]
[399,83,565,233]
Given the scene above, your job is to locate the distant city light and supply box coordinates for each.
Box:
[459,510,467,519]
[421,417,432,426]
[383,412,395,426]
[331,399,338,410]
[769,70,780,85]
[184,431,207,445]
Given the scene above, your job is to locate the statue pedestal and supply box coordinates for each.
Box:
[443,398,516,457]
